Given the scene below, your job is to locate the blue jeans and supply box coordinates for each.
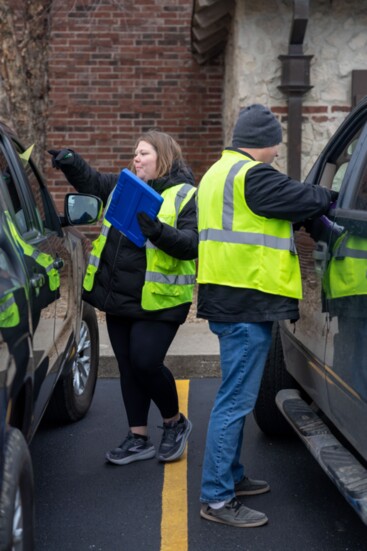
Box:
[200,321,273,503]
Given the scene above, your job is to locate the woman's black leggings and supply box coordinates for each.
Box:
[106,314,180,427]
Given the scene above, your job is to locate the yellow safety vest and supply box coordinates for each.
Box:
[83,183,197,311]
[0,291,20,328]
[5,213,60,292]
[324,232,367,299]
[197,149,302,299]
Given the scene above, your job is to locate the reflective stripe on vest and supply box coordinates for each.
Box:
[324,233,367,299]
[197,150,302,299]
[199,228,296,252]
[0,292,20,328]
[141,183,196,311]
[5,213,60,292]
[144,272,196,285]
[83,221,111,291]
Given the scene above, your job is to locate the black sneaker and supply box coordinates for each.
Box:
[200,497,268,528]
[105,431,156,465]
[157,414,192,462]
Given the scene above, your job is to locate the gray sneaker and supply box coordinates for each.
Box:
[157,414,192,462]
[105,431,156,465]
[235,476,270,496]
[200,497,268,528]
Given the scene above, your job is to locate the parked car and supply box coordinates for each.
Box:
[254,96,367,525]
[0,122,102,550]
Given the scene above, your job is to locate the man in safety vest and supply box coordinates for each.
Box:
[0,268,31,396]
[197,104,338,528]
[323,229,367,396]
[5,213,60,321]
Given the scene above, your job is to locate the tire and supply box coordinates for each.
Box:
[0,428,34,551]
[253,322,296,437]
[47,302,99,423]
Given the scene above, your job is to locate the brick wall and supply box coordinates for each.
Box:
[46,0,224,237]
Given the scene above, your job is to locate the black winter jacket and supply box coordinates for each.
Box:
[197,148,338,323]
[58,152,198,323]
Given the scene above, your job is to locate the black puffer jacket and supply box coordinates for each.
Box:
[58,151,198,323]
[197,148,338,324]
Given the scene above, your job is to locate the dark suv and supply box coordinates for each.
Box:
[0,122,102,550]
[254,96,367,526]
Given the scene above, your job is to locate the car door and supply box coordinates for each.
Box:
[280,97,367,424]
[0,202,33,443]
[320,114,367,460]
[7,136,90,427]
[0,134,61,424]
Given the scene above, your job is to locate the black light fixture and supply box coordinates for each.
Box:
[278,0,313,180]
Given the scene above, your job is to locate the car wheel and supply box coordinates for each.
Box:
[253,322,296,437]
[47,302,99,423]
[0,428,34,551]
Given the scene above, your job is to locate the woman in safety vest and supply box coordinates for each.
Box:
[49,130,197,465]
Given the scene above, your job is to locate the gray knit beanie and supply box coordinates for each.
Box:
[232,104,282,148]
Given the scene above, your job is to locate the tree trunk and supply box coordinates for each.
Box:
[0,1,53,167]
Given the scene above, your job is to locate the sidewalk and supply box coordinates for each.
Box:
[98,320,220,378]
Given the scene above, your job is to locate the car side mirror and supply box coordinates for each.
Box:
[64,193,103,226]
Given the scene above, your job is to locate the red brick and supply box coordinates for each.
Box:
[47,0,224,203]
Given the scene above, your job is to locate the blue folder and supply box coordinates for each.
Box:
[105,168,163,247]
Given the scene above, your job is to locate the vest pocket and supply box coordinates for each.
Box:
[151,256,179,272]
[147,281,180,297]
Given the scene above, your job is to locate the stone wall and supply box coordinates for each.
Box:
[224,0,367,178]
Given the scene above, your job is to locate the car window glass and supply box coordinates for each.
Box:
[11,142,47,229]
[354,164,367,211]
[0,149,28,236]
[331,137,360,192]
[0,249,17,283]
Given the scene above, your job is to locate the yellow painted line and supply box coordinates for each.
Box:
[161,379,190,551]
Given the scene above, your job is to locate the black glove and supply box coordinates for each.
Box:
[330,190,339,203]
[48,149,74,169]
[137,211,163,240]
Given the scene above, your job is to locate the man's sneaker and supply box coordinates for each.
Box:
[235,476,270,496]
[200,497,268,528]
[157,414,192,462]
[105,431,156,465]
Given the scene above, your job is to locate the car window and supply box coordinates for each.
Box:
[11,142,48,230]
[0,249,18,287]
[0,149,28,236]
[353,164,367,211]
[330,137,360,193]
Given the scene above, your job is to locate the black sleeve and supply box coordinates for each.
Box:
[245,164,335,223]
[57,151,118,205]
[149,194,198,260]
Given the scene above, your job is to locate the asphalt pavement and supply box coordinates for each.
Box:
[29,319,367,550]
[31,378,367,551]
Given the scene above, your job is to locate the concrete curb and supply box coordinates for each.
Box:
[97,321,221,378]
[99,355,221,378]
